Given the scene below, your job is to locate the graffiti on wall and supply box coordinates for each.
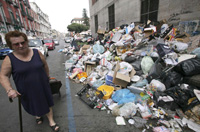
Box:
[178,20,200,36]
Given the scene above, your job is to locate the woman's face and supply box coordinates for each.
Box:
[10,36,29,53]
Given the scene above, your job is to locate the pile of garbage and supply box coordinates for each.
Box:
[61,19,200,132]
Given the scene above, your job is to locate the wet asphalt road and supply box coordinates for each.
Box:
[0,40,193,132]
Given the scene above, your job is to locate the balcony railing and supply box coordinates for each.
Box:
[27,4,31,9]
[23,0,27,5]
[0,16,3,22]
[5,0,13,4]
[5,17,12,24]
[13,2,19,8]
[13,19,19,25]
[27,14,34,21]
[21,10,26,16]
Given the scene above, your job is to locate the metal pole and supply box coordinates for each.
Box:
[18,96,23,132]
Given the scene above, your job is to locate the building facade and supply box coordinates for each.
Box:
[30,2,51,38]
[0,0,34,42]
[71,18,84,24]
[89,0,200,37]
[0,0,53,42]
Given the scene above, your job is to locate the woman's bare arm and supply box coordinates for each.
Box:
[38,50,50,77]
[0,56,20,98]
[0,56,13,91]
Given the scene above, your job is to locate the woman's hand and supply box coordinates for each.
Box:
[7,89,21,99]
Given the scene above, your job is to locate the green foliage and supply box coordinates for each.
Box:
[67,23,89,33]
[82,8,90,27]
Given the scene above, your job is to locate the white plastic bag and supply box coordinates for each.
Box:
[118,62,133,75]
[171,41,188,51]
[119,102,137,118]
[150,79,166,92]
[141,56,154,75]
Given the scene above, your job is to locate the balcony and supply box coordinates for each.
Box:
[27,14,34,21]
[13,20,22,30]
[27,4,31,9]
[5,0,13,4]
[23,0,27,6]
[21,10,26,16]
[13,2,19,8]
[0,16,3,22]
[13,19,19,25]
[4,17,12,24]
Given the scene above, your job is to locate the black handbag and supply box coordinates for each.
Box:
[49,77,62,97]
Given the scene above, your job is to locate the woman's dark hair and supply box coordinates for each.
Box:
[5,30,28,49]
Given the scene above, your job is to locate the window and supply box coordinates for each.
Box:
[16,12,21,25]
[108,4,115,31]
[20,2,24,11]
[94,15,98,33]
[26,8,29,15]
[141,0,159,23]
[8,8,15,24]
[92,0,98,5]
[0,6,6,22]
[106,22,108,31]
[23,17,27,29]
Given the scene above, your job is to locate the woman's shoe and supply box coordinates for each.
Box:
[50,124,59,132]
[36,117,43,125]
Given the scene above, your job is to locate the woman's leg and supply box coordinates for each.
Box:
[46,107,59,131]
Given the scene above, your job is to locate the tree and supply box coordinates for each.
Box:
[82,8,90,27]
[67,23,89,33]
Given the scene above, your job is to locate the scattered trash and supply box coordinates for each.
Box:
[116,116,126,125]
[61,20,200,131]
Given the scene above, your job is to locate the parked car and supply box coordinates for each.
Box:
[0,44,13,59]
[43,38,55,50]
[53,39,59,45]
[28,39,49,58]
[64,37,71,43]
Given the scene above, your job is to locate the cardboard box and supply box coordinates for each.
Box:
[97,29,105,34]
[80,45,91,54]
[112,63,136,87]
[115,46,131,56]
[111,32,122,42]
[82,45,90,50]
[144,28,154,38]
[175,33,191,43]
[84,61,96,76]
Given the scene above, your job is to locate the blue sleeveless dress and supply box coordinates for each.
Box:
[8,49,54,116]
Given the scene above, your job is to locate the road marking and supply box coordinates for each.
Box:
[65,72,76,132]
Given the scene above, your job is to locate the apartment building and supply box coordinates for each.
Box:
[89,0,200,37]
[30,2,51,38]
[0,0,34,40]
[71,18,84,24]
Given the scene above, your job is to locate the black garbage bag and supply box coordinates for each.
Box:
[164,86,200,112]
[162,71,183,89]
[120,24,128,29]
[153,91,179,111]
[184,74,200,88]
[124,55,137,63]
[174,58,200,76]
[146,58,164,83]
[130,58,142,71]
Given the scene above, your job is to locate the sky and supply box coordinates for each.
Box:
[29,0,90,33]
